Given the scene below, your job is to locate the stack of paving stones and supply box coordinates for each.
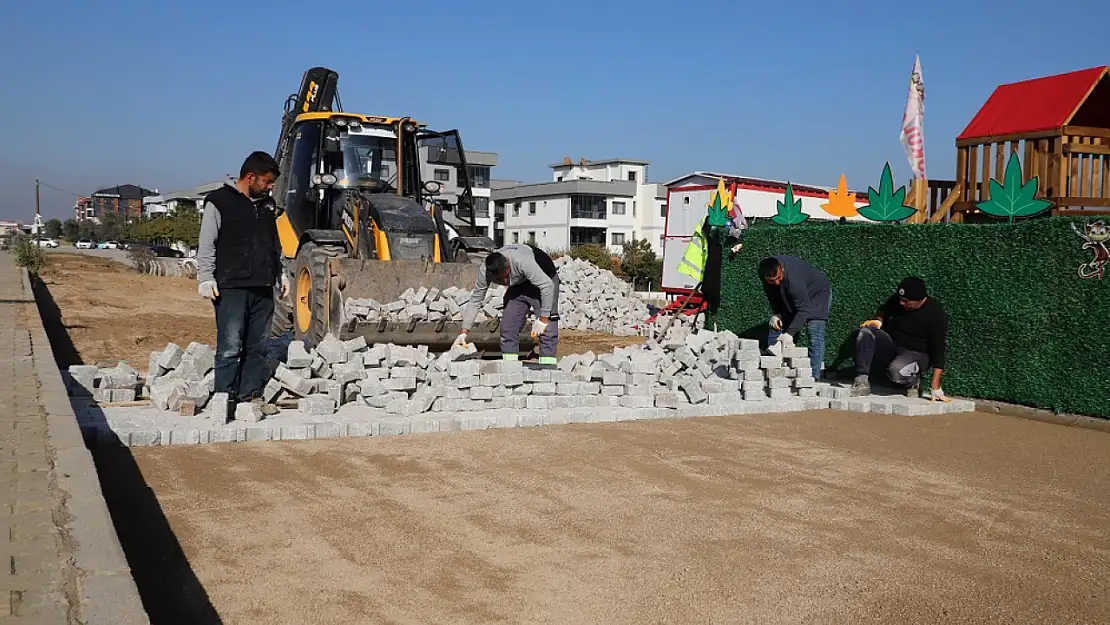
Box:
[142,342,217,415]
[342,256,650,336]
[64,362,142,402]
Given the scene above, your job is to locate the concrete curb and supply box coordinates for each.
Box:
[973,399,1110,433]
[22,267,151,624]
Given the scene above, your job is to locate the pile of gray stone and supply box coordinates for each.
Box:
[342,256,650,336]
[65,362,142,403]
[161,325,825,421]
[141,342,216,415]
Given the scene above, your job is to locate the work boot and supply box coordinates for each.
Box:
[250,397,280,416]
[850,374,871,397]
[904,376,921,399]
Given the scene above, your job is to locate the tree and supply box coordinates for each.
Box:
[44,219,62,239]
[62,218,79,241]
[619,238,658,290]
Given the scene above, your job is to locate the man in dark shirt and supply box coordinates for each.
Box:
[759,256,833,379]
[851,276,950,400]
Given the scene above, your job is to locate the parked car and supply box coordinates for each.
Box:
[97,240,121,250]
[150,245,185,258]
[75,239,94,249]
[35,238,59,248]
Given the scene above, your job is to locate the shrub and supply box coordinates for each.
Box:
[568,244,619,274]
[127,244,156,274]
[710,218,1110,418]
[13,237,45,274]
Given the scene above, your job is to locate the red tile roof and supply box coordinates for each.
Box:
[956,66,1107,141]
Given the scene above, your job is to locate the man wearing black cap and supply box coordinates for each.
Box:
[851,276,950,400]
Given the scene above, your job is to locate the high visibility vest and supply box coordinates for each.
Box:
[677,218,707,282]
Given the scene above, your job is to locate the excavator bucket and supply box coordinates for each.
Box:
[333,258,536,352]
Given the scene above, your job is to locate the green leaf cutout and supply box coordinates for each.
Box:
[706,188,730,229]
[772,183,810,225]
[976,152,1054,223]
[859,163,917,222]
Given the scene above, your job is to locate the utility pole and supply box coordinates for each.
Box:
[33,179,42,238]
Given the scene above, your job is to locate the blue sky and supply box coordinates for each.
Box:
[2,0,1108,220]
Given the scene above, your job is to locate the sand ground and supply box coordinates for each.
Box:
[96,409,1110,625]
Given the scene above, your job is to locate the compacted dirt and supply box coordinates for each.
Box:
[102,410,1110,625]
[37,252,641,369]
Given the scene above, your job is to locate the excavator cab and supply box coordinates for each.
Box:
[267,67,531,352]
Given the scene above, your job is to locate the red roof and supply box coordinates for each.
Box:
[956,66,1107,141]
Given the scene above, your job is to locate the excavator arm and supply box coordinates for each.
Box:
[274,67,340,199]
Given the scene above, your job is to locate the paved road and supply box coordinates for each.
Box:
[0,254,79,621]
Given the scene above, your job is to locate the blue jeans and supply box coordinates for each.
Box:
[213,286,274,402]
[768,292,832,379]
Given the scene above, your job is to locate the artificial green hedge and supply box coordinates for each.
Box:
[709,217,1110,418]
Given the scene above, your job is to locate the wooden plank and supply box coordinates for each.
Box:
[995,142,1005,181]
[1104,151,1110,199]
[1081,137,1091,198]
[1063,142,1110,155]
[1069,138,1080,202]
[929,182,963,223]
[955,128,1060,147]
[1056,205,1110,213]
[981,142,993,200]
[1053,197,1110,208]
[967,145,979,202]
[1056,137,1068,200]
[1038,138,1050,197]
[955,146,968,200]
[1024,139,1035,181]
[1062,125,1110,139]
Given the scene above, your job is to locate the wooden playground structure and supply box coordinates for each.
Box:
[923,65,1110,222]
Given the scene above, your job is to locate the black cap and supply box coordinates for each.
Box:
[897,277,927,300]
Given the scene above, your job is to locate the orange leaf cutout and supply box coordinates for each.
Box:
[821,174,858,218]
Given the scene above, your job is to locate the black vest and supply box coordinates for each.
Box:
[209,184,279,289]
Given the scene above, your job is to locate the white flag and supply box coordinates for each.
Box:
[899,54,926,179]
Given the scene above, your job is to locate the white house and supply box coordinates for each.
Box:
[492,157,668,255]
[142,180,228,218]
[660,171,870,293]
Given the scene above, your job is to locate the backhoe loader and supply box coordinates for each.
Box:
[269,67,529,351]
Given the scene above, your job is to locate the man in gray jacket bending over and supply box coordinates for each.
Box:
[455,244,560,364]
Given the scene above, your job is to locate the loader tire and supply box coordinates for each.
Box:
[270,265,293,338]
[292,242,342,347]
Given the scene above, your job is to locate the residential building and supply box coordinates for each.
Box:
[418,145,499,239]
[83,184,158,223]
[491,157,668,255]
[143,180,228,218]
[0,220,21,236]
[660,171,869,293]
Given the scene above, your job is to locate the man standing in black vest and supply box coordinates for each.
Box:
[196,151,287,420]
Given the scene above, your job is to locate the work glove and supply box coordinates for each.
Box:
[769,314,783,331]
[198,280,220,300]
[860,319,883,330]
[928,388,952,403]
[280,274,290,298]
[451,332,469,349]
[530,318,549,338]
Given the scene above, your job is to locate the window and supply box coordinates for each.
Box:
[660,203,668,217]
[512,231,519,244]
[570,194,607,219]
[494,202,505,219]
[611,232,626,246]
[467,165,490,188]
[628,170,637,182]
[659,234,664,250]
[632,200,636,217]
[556,175,563,182]
[472,196,490,218]
[512,203,520,217]
[434,169,450,182]
[527,231,536,245]
[528,201,536,215]
[570,227,606,246]
[612,201,626,215]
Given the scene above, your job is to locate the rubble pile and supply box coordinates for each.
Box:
[342,256,650,336]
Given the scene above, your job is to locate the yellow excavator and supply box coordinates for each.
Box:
[269,67,529,350]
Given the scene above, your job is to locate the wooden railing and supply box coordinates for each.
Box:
[945,127,1110,221]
